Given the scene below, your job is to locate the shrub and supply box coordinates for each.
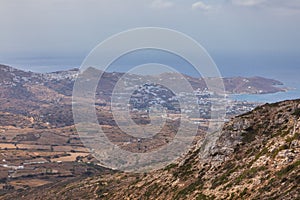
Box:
[276,160,300,177]
[292,108,300,117]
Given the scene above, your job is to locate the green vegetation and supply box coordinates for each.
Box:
[248,147,269,167]
[292,108,300,117]
[266,102,281,108]
[276,160,300,177]
[272,126,290,138]
[229,193,235,200]
[211,163,237,189]
[255,147,268,159]
[259,177,276,193]
[232,166,267,186]
[239,188,249,198]
[241,127,256,143]
[271,144,289,159]
[173,163,194,178]
[174,179,203,200]
[285,132,300,143]
[144,183,159,198]
[173,148,200,178]
[164,163,178,171]
[196,193,214,200]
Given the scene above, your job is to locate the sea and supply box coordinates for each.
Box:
[229,88,300,103]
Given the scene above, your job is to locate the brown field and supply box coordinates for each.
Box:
[0,143,16,149]
[52,145,89,153]
[29,151,66,157]
[10,179,52,188]
[50,153,89,162]
[16,144,52,151]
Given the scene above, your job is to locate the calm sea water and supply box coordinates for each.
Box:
[229,88,300,103]
[226,68,300,103]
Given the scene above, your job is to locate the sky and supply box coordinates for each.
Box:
[0,0,300,80]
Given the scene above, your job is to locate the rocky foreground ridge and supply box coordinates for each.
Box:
[2,99,299,200]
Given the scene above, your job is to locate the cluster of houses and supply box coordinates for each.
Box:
[112,83,258,122]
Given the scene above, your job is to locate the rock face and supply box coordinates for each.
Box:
[2,99,299,200]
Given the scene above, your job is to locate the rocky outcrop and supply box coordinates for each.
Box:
[2,99,299,200]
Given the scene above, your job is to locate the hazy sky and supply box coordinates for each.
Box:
[0,0,300,77]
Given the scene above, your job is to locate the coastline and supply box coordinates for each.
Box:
[229,87,300,103]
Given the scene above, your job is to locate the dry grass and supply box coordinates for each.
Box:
[0,143,16,149]
[10,179,52,187]
[16,144,52,150]
[50,153,89,162]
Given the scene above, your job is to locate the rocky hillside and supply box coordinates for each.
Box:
[2,99,299,200]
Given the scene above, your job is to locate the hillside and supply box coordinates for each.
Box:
[0,64,287,98]
[0,64,253,193]
[0,64,288,126]
[0,64,287,128]
[2,99,299,200]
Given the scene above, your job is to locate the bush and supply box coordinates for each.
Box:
[276,160,300,177]
[292,108,300,117]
